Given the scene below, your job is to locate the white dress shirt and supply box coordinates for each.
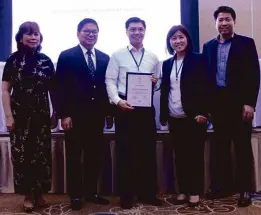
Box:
[106,44,161,105]
[79,44,96,69]
[168,59,186,118]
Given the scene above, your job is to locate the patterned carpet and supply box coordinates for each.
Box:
[1,193,261,215]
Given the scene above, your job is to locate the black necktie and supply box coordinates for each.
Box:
[87,50,95,79]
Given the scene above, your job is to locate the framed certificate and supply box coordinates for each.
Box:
[126,72,153,107]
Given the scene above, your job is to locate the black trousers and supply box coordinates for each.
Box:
[210,89,254,193]
[65,115,105,199]
[168,117,206,195]
[115,106,157,199]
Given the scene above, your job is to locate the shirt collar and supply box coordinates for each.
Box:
[79,44,95,56]
[128,44,144,52]
[216,33,234,44]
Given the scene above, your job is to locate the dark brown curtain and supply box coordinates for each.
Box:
[181,0,199,52]
[0,0,12,61]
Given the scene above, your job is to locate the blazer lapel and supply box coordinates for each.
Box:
[169,56,175,74]
[226,34,239,71]
[210,40,219,81]
[75,45,90,72]
[165,56,175,82]
[167,54,187,81]
[180,54,190,80]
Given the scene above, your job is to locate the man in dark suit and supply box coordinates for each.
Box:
[203,6,260,207]
[56,18,113,210]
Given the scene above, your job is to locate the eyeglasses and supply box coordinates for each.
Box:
[24,32,40,37]
[81,30,99,35]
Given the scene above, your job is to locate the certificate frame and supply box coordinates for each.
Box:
[126,72,153,107]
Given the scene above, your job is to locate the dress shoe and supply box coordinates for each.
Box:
[238,192,252,207]
[188,195,200,207]
[71,198,82,210]
[174,194,188,205]
[120,194,133,209]
[120,200,133,209]
[188,201,200,207]
[35,195,48,207]
[23,195,34,213]
[85,194,109,205]
[175,199,188,205]
[137,197,162,206]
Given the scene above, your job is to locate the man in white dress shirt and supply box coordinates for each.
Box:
[106,17,161,209]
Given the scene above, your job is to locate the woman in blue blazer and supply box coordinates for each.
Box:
[160,25,209,207]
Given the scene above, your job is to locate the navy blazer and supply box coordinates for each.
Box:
[56,45,111,119]
[160,52,209,123]
[203,34,260,109]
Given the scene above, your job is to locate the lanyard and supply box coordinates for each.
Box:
[175,59,184,81]
[127,46,145,71]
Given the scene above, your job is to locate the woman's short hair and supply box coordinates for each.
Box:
[15,21,43,52]
[166,25,194,55]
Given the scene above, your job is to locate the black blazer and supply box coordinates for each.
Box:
[56,45,111,119]
[203,34,260,109]
[160,52,209,123]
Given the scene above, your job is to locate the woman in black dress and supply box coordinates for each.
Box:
[1,21,57,212]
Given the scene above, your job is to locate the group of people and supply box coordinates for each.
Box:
[1,5,260,213]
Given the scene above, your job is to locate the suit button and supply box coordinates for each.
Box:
[92,98,94,100]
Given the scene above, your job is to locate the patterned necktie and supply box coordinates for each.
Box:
[87,50,95,79]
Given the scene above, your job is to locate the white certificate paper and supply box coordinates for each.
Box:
[126,72,153,107]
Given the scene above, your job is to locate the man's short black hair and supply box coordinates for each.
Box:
[77,18,99,32]
[214,6,236,21]
[125,17,146,29]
